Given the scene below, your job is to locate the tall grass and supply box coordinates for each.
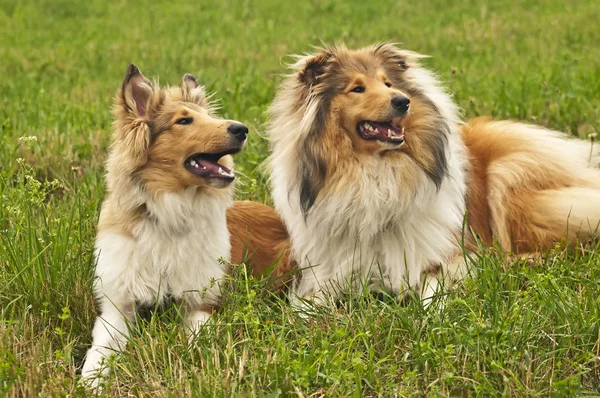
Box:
[1,0,599,396]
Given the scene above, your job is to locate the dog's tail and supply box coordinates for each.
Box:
[466,117,600,169]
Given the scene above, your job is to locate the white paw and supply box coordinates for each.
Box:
[80,348,111,391]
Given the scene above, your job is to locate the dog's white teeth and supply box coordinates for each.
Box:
[365,123,377,132]
[194,163,200,169]
[190,160,197,166]
[218,167,233,177]
[388,129,393,137]
[401,127,405,135]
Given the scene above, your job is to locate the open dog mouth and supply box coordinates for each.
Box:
[357,121,405,144]
[184,149,239,182]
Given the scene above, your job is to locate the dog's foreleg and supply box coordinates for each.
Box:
[81,295,135,388]
[420,254,468,309]
[420,273,441,308]
[289,266,347,317]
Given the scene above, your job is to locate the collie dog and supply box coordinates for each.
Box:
[82,65,292,385]
[267,43,600,308]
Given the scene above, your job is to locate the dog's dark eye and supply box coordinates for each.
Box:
[350,86,365,93]
[384,82,392,88]
[175,117,193,125]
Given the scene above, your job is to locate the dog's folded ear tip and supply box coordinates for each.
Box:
[126,63,140,75]
[298,52,334,86]
[183,73,198,83]
[182,73,200,91]
[124,64,144,84]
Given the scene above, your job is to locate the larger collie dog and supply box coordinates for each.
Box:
[267,43,600,307]
[82,65,292,385]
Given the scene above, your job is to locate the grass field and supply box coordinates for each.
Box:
[1,0,600,396]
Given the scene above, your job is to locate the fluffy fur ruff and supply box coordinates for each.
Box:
[267,43,600,308]
[82,65,292,386]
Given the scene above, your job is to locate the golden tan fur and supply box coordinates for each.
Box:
[268,43,600,306]
[462,117,600,253]
[83,65,294,386]
[138,104,236,194]
[276,44,451,216]
[107,73,236,200]
[102,66,293,282]
[268,44,466,303]
[228,201,295,289]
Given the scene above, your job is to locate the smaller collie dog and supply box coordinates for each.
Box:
[82,65,292,385]
[267,43,600,308]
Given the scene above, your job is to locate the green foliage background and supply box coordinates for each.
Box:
[1,0,599,396]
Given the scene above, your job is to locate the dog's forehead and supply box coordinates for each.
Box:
[163,88,209,110]
[332,49,388,77]
[165,86,205,102]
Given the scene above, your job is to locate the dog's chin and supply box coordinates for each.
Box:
[356,120,406,147]
[184,148,240,187]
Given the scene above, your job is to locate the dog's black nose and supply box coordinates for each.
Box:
[391,94,410,114]
[227,123,248,141]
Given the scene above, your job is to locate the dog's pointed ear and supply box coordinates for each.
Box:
[121,64,153,117]
[375,43,427,70]
[114,64,155,167]
[298,52,333,86]
[182,73,199,92]
[181,73,207,105]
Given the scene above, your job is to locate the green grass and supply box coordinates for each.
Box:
[1,0,600,396]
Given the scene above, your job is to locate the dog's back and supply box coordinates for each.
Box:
[462,116,600,252]
[228,200,296,290]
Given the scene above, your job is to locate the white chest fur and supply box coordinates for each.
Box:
[94,190,231,308]
[274,135,468,299]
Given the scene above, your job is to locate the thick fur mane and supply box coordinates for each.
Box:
[267,44,469,300]
[268,43,600,308]
[268,43,463,220]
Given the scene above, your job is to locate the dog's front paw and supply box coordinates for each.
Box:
[80,348,111,391]
[78,373,103,393]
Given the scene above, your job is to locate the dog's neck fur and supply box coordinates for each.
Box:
[268,55,469,296]
[142,186,233,235]
[95,172,234,306]
[275,129,467,297]
[102,154,233,237]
